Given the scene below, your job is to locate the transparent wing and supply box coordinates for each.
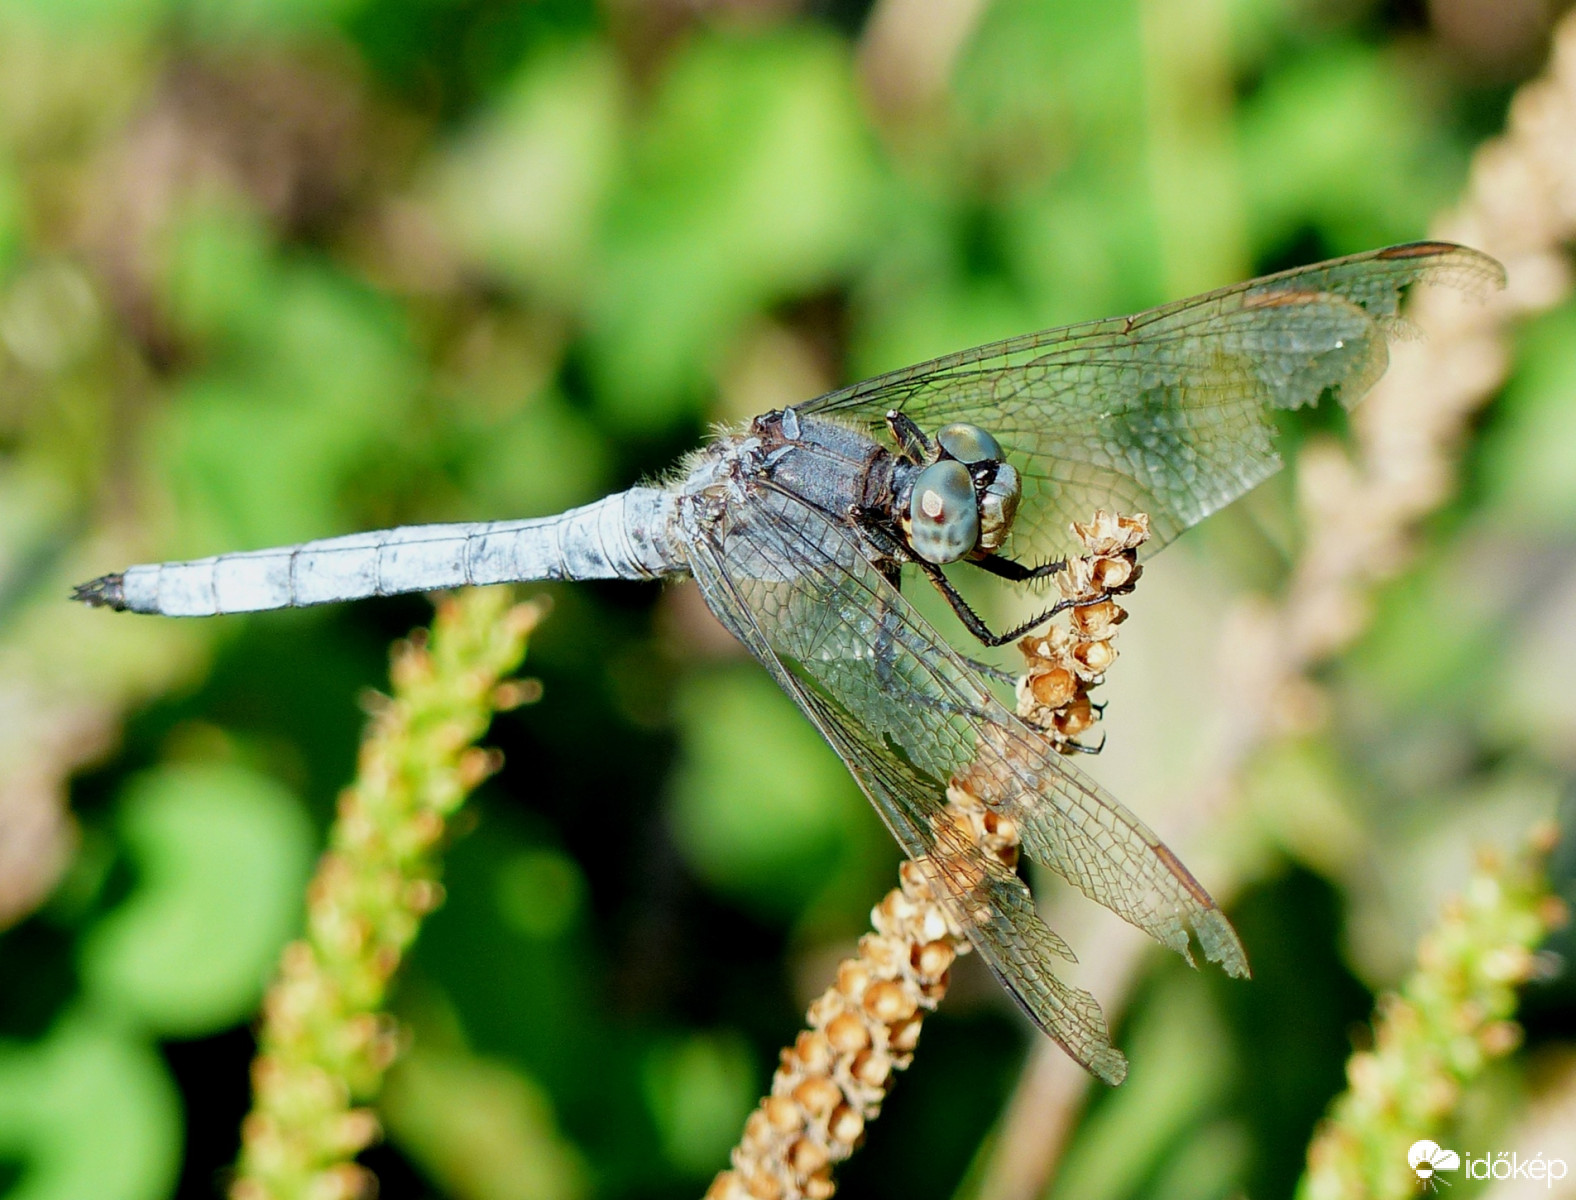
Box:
[799,242,1504,561]
[681,483,1247,1076]
[692,560,1127,1082]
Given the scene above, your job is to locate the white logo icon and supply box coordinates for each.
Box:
[1409,1140,1461,1190]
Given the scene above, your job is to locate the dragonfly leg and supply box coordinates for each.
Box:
[1058,732,1107,756]
[959,656,1020,686]
[916,561,1084,648]
[971,553,1068,584]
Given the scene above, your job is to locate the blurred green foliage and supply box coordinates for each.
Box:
[0,0,1571,1199]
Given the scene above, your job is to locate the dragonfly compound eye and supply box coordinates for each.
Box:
[977,461,1021,553]
[936,422,1004,465]
[909,459,980,564]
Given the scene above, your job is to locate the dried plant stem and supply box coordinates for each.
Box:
[707,513,1149,1200]
[1298,826,1567,1200]
[1269,13,1576,708]
[231,587,543,1200]
[978,17,1576,1199]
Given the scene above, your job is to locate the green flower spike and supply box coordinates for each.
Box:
[1299,824,1567,1200]
[231,587,545,1200]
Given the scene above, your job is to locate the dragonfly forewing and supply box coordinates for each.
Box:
[799,242,1505,563]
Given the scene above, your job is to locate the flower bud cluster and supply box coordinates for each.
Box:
[707,785,1019,1200]
[232,589,542,1200]
[1300,825,1567,1200]
[1015,511,1149,751]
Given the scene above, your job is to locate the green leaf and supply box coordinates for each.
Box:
[381,1044,589,1200]
[1049,972,1236,1200]
[1239,44,1462,251]
[495,847,586,941]
[640,1032,755,1176]
[0,150,21,276]
[79,761,314,1037]
[429,39,625,308]
[161,204,279,349]
[1,0,169,31]
[183,0,367,38]
[156,251,421,551]
[667,667,861,917]
[589,27,881,429]
[0,1014,180,1200]
[456,392,611,519]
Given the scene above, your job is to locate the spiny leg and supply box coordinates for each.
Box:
[917,560,1088,648]
[1058,733,1107,756]
[959,657,1021,687]
[971,553,1068,584]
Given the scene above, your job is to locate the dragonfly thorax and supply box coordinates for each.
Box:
[904,422,1021,564]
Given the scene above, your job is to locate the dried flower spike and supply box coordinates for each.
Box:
[231,588,543,1200]
[1016,510,1149,752]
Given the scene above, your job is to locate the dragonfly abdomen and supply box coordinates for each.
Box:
[74,487,683,617]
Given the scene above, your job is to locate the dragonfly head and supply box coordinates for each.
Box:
[906,423,1021,563]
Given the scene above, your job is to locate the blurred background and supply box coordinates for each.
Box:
[2,0,1575,1197]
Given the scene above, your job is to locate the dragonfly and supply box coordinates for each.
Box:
[74,241,1504,1084]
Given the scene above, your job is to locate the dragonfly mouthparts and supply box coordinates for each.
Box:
[72,574,126,610]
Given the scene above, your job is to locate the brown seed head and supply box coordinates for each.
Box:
[792,1076,843,1118]
[743,1167,784,1200]
[804,1171,836,1200]
[912,940,956,980]
[862,980,918,1024]
[835,961,872,1000]
[1090,556,1134,591]
[1030,666,1079,708]
[828,1103,865,1147]
[744,1109,773,1145]
[788,1137,830,1176]
[1072,638,1116,674]
[850,1049,892,1087]
[791,1031,835,1075]
[764,1095,804,1132]
[1070,598,1122,635]
[1054,698,1096,738]
[826,1012,872,1054]
[888,1014,924,1054]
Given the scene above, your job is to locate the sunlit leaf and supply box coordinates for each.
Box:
[79,761,314,1037]
[589,27,882,429]
[382,1043,589,1200]
[667,668,862,917]
[1239,44,1461,251]
[640,1032,755,1176]
[429,39,625,307]
[495,847,586,941]
[0,1015,180,1200]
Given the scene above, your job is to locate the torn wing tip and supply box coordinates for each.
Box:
[1091,1046,1129,1086]
[1384,240,1507,297]
[1196,910,1251,979]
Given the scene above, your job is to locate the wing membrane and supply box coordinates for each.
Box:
[799,242,1503,561]
[680,482,1247,1074]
